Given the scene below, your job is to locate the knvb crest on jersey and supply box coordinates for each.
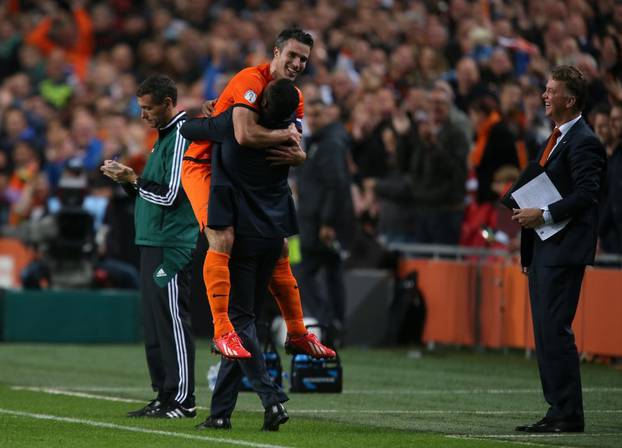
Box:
[244,89,257,104]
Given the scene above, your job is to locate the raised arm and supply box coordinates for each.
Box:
[180,111,234,143]
[232,106,300,148]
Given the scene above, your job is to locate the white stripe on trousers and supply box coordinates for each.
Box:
[167,275,188,404]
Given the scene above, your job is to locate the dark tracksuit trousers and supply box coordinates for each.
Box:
[298,249,345,328]
[210,236,289,418]
[140,246,195,406]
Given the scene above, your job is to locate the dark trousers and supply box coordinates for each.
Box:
[210,237,288,418]
[140,246,195,406]
[298,249,345,327]
[528,264,585,422]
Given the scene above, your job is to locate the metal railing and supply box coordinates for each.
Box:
[386,241,622,267]
[384,241,622,352]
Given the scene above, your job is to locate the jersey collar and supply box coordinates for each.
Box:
[159,111,186,136]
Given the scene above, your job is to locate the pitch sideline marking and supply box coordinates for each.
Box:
[342,387,622,395]
[293,409,622,415]
[7,389,621,447]
[451,433,622,439]
[11,387,144,403]
[2,407,580,448]
[11,387,622,416]
[446,435,554,448]
[17,385,622,395]
[42,386,152,392]
[0,408,291,448]
[10,387,210,411]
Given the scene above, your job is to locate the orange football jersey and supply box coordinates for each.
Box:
[184,63,304,160]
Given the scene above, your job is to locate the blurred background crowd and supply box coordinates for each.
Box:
[1,0,622,292]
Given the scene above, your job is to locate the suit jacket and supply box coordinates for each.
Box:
[521,117,607,267]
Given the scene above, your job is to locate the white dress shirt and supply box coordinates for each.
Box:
[541,114,582,224]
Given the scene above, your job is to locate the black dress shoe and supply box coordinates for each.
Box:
[516,417,584,433]
[262,403,289,431]
[195,416,232,430]
[515,417,549,432]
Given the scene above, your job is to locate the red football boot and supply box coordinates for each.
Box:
[285,332,336,358]
[212,331,252,359]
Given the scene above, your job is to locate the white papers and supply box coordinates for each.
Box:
[511,172,570,241]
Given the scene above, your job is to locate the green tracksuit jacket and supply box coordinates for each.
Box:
[131,111,198,286]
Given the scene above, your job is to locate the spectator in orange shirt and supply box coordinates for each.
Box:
[25,1,93,82]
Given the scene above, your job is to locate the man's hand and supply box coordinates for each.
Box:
[362,177,376,194]
[521,266,529,275]
[511,208,544,228]
[100,160,138,184]
[265,143,306,167]
[201,99,217,117]
[286,123,302,145]
[319,225,336,247]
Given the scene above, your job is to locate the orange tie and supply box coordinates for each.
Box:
[539,128,561,166]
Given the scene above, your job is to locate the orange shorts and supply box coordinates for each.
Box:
[181,158,211,232]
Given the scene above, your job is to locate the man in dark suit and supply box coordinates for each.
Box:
[512,65,607,433]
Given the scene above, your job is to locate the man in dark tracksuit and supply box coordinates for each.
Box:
[101,74,197,419]
[180,79,300,431]
[296,100,354,331]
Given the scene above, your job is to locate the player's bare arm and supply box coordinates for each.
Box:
[233,106,301,148]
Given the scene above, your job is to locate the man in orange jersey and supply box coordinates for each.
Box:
[181,28,335,360]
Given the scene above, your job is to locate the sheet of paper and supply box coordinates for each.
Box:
[511,172,570,241]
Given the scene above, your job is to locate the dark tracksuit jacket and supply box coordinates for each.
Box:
[180,107,292,416]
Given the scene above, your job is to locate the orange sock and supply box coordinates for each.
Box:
[204,249,233,338]
[269,257,307,337]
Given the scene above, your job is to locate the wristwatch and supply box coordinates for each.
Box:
[540,207,552,224]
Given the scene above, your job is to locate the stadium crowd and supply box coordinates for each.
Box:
[1,0,622,289]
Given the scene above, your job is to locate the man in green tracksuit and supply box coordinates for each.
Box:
[101,74,198,419]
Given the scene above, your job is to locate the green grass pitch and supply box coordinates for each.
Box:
[1,343,621,447]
